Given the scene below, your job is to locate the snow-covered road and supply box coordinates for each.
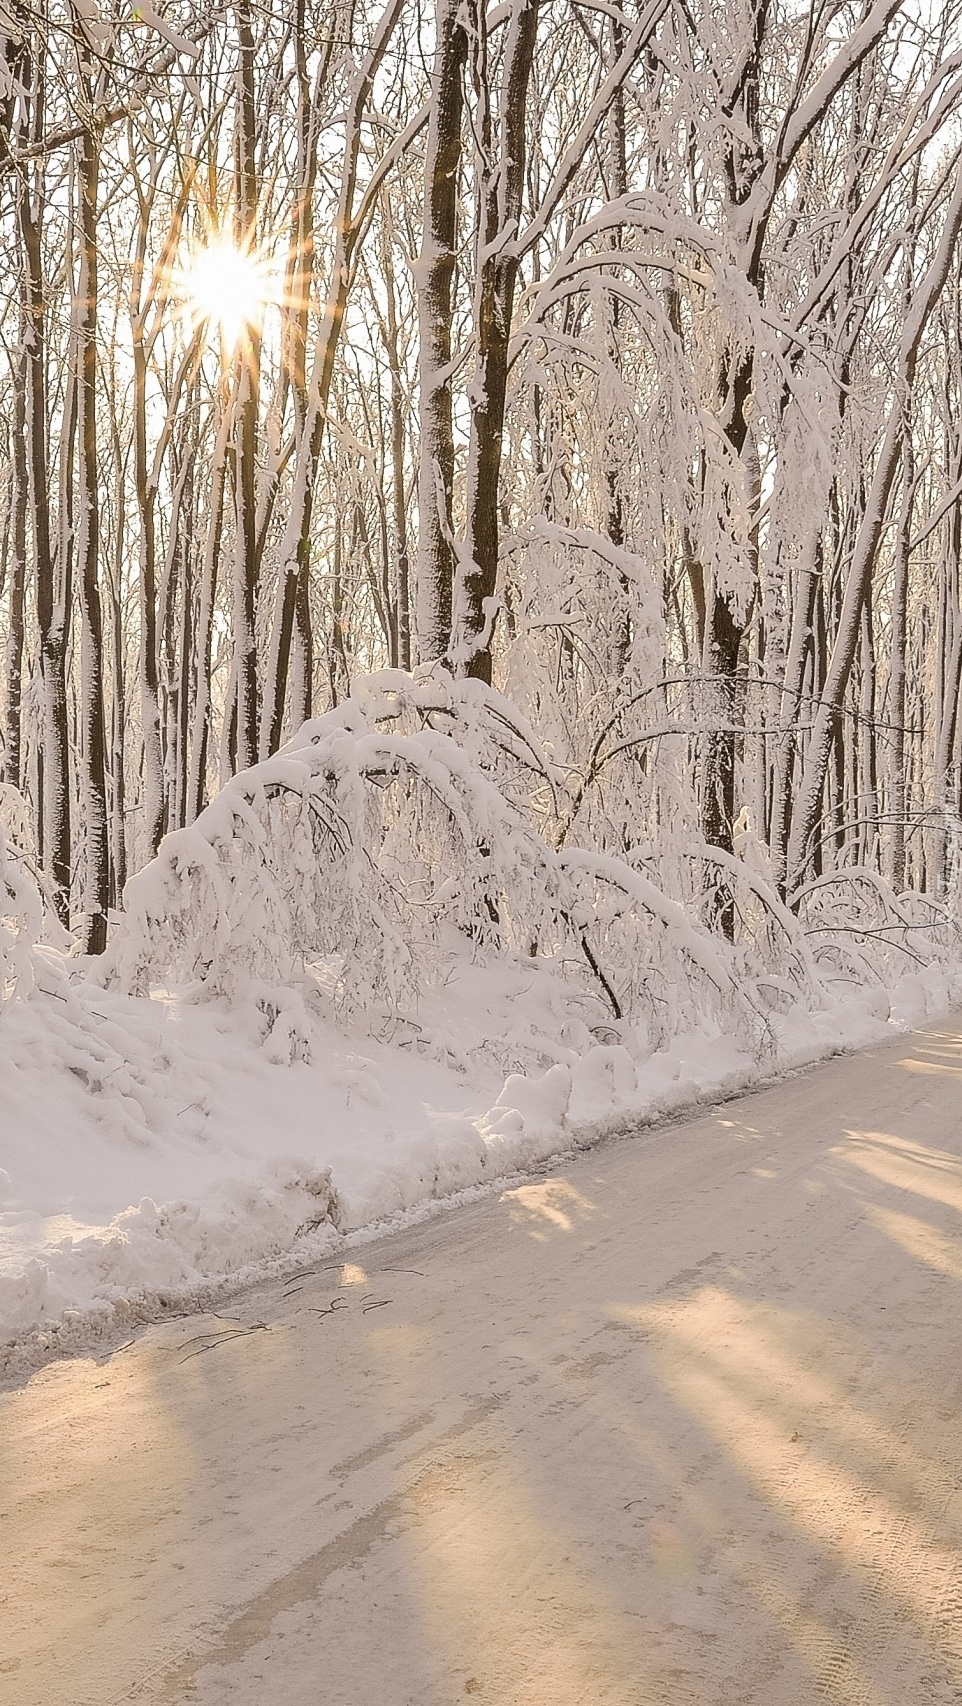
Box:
[4,1017,962,1706]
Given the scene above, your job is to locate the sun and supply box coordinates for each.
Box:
[177,237,274,348]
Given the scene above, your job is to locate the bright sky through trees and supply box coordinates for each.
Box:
[176,237,276,348]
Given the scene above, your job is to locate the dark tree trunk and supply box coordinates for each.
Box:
[415,0,467,666]
[459,0,540,683]
[231,0,262,772]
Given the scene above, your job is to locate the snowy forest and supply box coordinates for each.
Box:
[4,0,962,1363]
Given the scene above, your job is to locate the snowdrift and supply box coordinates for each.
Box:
[3,673,961,1378]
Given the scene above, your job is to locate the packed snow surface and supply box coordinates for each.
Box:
[5,1017,962,1705]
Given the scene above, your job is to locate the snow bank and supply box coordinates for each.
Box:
[3,676,962,1379]
[4,940,956,1382]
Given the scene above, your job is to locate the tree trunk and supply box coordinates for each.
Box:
[108,498,127,904]
[693,0,769,915]
[231,0,261,772]
[74,83,110,953]
[130,178,165,856]
[382,229,412,669]
[888,440,914,890]
[17,25,71,918]
[457,0,539,682]
[3,324,27,792]
[415,0,467,666]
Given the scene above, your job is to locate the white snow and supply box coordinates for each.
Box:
[3,932,957,1381]
[7,1014,962,1706]
[3,673,962,1379]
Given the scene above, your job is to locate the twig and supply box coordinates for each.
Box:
[178,1323,269,1363]
[309,1296,349,1319]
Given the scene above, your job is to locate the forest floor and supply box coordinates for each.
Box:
[3,1015,962,1705]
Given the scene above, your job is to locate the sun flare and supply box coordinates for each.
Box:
[177,237,273,347]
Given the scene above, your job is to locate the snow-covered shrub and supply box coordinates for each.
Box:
[108,673,564,1010]
[106,670,775,1052]
[0,817,45,1007]
[677,845,826,1016]
[348,668,564,833]
[793,870,962,989]
[555,846,753,1039]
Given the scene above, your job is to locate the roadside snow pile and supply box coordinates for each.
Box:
[2,673,961,1377]
[0,958,761,1375]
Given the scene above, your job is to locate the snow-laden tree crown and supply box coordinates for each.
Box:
[2,0,962,966]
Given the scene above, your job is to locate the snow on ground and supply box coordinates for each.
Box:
[2,938,957,1380]
[4,676,962,1377]
[7,1017,962,1706]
